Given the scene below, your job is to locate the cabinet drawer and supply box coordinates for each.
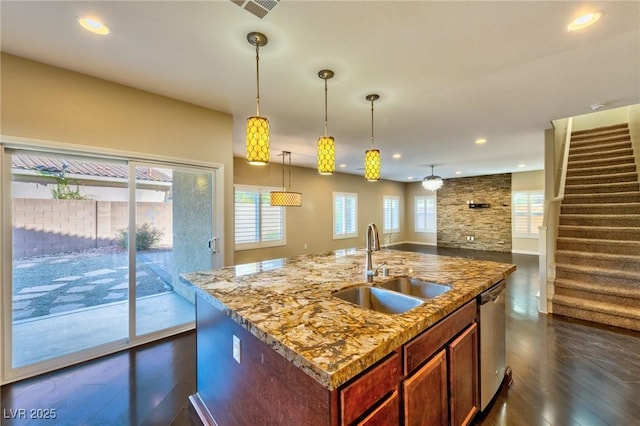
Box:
[356,390,399,426]
[341,352,401,425]
[404,300,477,375]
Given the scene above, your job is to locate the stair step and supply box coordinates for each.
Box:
[562,192,640,204]
[556,250,640,272]
[569,131,631,150]
[557,237,640,255]
[561,202,640,215]
[555,263,640,287]
[565,172,638,185]
[570,139,631,156]
[552,296,640,332]
[569,147,634,162]
[567,155,635,169]
[571,124,629,139]
[566,163,637,177]
[558,225,640,240]
[554,278,640,308]
[559,214,640,227]
[563,181,640,195]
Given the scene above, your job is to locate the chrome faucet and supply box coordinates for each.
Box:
[365,223,380,282]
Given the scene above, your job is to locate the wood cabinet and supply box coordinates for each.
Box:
[402,301,478,426]
[357,391,400,426]
[403,350,448,426]
[449,323,478,426]
[192,293,479,426]
[340,352,401,425]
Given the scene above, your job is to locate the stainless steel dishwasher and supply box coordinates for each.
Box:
[477,280,508,412]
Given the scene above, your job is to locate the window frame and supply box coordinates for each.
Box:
[383,195,400,233]
[512,190,544,238]
[234,184,286,250]
[414,195,436,233]
[333,192,358,240]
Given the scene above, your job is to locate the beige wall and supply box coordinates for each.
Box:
[404,182,437,246]
[234,157,406,264]
[1,53,235,265]
[512,170,545,254]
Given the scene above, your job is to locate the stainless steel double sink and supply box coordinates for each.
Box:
[333,277,451,314]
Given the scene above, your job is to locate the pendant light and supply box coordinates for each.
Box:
[364,94,381,181]
[270,151,302,207]
[422,165,443,191]
[317,69,335,175]
[246,32,270,166]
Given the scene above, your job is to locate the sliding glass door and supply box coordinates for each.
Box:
[132,164,217,337]
[2,148,221,382]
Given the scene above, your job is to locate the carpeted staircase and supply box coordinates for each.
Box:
[553,123,640,331]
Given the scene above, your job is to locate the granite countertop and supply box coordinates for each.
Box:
[181,248,516,390]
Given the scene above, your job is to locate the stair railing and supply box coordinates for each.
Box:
[539,116,573,314]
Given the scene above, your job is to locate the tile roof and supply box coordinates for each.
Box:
[12,155,172,183]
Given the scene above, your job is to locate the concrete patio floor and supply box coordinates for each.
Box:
[12,291,194,368]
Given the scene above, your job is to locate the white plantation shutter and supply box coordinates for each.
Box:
[415,195,436,233]
[383,195,400,232]
[513,191,544,238]
[235,186,285,249]
[333,192,358,239]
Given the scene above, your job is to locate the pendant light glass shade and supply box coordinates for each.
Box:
[246,116,270,165]
[246,32,270,166]
[364,94,381,181]
[318,136,335,175]
[365,149,381,181]
[422,165,443,191]
[270,151,302,207]
[317,69,335,175]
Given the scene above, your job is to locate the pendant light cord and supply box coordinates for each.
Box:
[255,44,261,116]
[370,98,375,148]
[324,79,329,137]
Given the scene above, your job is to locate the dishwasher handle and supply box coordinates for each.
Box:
[478,280,506,305]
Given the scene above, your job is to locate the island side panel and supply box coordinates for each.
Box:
[193,293,338,426]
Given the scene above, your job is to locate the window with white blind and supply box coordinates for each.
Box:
[383,195,400,233]
[513,191,544,238]
[333,192,358,239]
[415,195,436,233]
[234,185,285,250]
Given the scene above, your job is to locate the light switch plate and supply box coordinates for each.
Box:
[233,335,241,364]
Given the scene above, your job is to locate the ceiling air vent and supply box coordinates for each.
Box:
[231,0,279,19]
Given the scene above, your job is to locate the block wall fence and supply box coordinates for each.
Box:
[12,198,172,258]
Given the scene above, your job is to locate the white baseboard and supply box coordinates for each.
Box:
[511,249,539,255]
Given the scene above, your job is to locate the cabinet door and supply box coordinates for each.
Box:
[448,323,479,426]
[356,391,399,426]
[403,349,448,426]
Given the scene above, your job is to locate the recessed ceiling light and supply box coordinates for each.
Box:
[78,16,110,35]
[567,11,603,31]
[407,176,414,180]
[455,171,462,175]
[392,153,402,159]
[339,163,346,168]
[590,103,607,111]
[518,164,526,168]
[475,138,487,145]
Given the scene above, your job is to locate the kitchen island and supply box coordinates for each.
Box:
[182,248,515,425]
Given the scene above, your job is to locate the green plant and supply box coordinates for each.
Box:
[116,223,164,251]
[38,164,89,200]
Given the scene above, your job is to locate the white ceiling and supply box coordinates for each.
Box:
[1,1,639,182]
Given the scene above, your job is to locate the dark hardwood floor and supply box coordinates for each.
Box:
[2,246,639,425]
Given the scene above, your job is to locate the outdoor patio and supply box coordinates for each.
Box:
[11,249,195,368]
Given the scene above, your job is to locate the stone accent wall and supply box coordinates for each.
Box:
[437,173,512,252]
[12,199,172,258]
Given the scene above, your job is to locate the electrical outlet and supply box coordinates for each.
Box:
[233,335,241,364]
